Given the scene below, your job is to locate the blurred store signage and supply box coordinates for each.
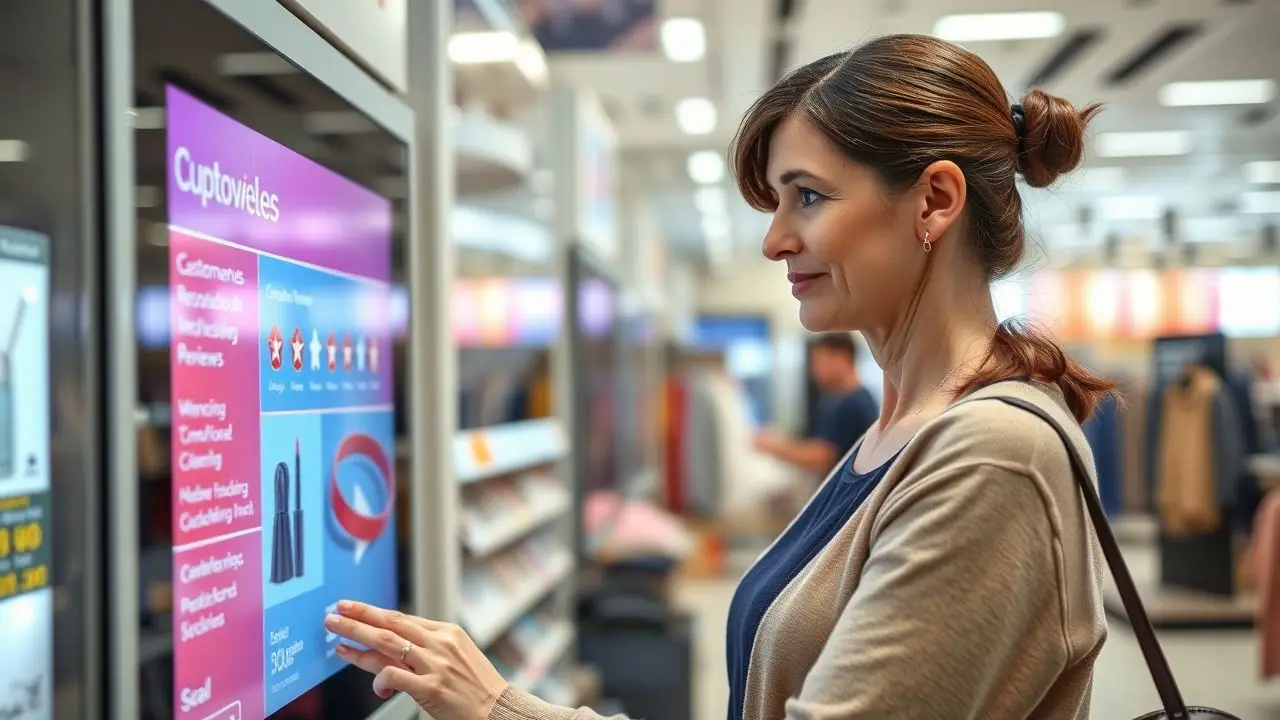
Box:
[281,0,407,91]
[1001,266,1280,342]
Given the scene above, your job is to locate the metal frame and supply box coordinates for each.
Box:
[406,0,459,629]
[102,0,439,718]
[102,1,139,716]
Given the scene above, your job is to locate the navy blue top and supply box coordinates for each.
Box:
[725,448,898,720]
[813,388,879,461]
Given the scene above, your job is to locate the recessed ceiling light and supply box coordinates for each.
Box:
[686,150,725,185]
[0,140,29,162]
[933,12,1065,42]
[1242,191,1280,215]
[1158,79,1277,107]
[1245,160,1280,185]
[675,97,717,135]
[1095,131,1191,158]
[661,18,706,63]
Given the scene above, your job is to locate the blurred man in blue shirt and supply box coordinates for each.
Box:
[754,333,878,474]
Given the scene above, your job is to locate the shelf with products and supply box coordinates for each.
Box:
[462,472,571,558]
[483,602,576,691]
[454,418,567,484]
[460,531,574,648]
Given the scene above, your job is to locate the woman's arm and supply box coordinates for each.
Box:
[784,461,1076,719]
[489,686,629,720]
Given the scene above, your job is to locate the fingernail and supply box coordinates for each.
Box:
[338,600,352,612]
[324,613,340,628]
[335,644,350,655]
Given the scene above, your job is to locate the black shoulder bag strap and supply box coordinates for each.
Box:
[989,396,1190,718]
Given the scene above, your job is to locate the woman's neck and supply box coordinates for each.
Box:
[864,267,997,428]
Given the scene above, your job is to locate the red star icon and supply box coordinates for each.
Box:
[268,325,283,371]
[291,328,304,371]
[327,333,337,372]
[369,338,380,373]
[342,335,353,372]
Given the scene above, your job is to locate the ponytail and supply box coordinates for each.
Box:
[956,319,1115,423]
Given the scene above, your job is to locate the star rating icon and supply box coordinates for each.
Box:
[268,325,284,371]
[356,335,367,371]
[369,339,379,373]
[309,330,322,370]
[290,328,305,371]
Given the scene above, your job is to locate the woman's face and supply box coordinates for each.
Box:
[761,115,922,333]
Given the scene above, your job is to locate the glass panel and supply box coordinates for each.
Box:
[0,1,93,717]
[132,1,412,717]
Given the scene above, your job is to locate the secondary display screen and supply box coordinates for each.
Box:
[166,85,397,719]
[0,225,52,716]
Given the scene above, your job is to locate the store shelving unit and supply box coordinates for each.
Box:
[454,418,578,696]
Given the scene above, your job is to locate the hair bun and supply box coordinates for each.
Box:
[1016,88,1102,188]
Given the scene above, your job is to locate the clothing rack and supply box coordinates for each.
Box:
[1149,333,1236,597]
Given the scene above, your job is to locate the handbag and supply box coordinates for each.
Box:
[991,395,1240,720]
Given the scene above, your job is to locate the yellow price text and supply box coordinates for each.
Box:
[0,564,49,601]
[0,521,43,559]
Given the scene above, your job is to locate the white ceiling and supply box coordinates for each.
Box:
[542,0,1280,265]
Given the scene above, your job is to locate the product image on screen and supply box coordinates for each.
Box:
[0,225,53,718]
[165,85,396,719]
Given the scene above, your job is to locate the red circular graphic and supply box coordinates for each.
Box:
[328,433,395,543]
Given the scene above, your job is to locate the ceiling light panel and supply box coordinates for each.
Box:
[661,18,706,63]
[933,12,1065,42]
[449,31,521,64]
[1245,160,1280,185]
[1158,79,1277,107]
[1095,131,1191,157]
[675,97,717,135]
[687,150,725,184]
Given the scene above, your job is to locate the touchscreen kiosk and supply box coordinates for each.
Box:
[166,85,397,719]
[0,225,52,717]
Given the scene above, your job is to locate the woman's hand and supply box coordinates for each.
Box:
[324,600,508,720]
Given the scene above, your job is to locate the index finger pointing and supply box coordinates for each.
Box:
[339,600,446,635]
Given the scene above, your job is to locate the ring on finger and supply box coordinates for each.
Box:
[399,642,413,664]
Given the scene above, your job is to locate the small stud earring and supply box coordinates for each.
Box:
[922,230,932,253]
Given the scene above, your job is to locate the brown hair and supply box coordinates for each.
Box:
[730,33,1113,422]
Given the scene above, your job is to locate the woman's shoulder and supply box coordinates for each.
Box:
[903,380,1092,482]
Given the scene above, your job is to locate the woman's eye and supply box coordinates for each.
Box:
[797,187,822,207]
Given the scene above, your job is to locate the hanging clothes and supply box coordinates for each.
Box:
[1157,365,1225,535]
[1084,392,1123,517]
[1256,490,1280,678]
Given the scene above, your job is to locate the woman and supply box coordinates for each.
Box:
[324,33,1111,719]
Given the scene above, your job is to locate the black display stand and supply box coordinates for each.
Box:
[1151,333,1235,597]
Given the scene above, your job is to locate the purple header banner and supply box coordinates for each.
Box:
[165,85,393,282]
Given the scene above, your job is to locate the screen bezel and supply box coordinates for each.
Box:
[122,0,416,716]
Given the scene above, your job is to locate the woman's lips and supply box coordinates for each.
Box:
[788,272,825,297]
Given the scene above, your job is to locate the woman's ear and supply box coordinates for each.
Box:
[916,160,967,242]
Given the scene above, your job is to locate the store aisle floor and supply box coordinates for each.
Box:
[672,542,1280,719]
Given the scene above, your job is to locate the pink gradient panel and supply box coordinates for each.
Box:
[172,532,265,720]
[169,230,263,546]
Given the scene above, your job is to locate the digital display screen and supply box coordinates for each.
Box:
[165,85,397,719]
[0,225,52,716]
